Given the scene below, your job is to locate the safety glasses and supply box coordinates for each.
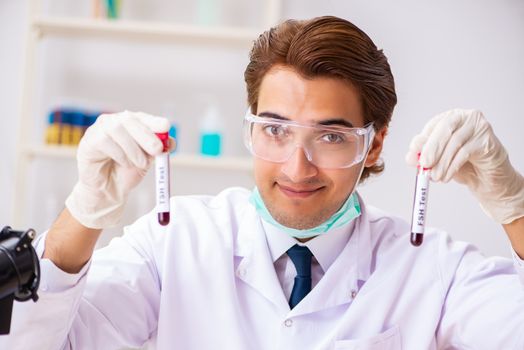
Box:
[243,111,375,169]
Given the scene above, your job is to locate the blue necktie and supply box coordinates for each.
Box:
[287,244,313,309]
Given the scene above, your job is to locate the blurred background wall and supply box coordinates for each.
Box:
[1,0,523,255]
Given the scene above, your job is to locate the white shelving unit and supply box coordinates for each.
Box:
[24,144,253,172]
[13,0,281,226]
[33,16,262,45]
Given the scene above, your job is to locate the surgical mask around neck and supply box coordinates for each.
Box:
[249,187,361,239]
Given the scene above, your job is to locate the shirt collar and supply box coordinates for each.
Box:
[262,216,356,273]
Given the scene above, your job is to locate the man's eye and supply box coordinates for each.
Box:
[322,133,344,143]
[264,125,285,137]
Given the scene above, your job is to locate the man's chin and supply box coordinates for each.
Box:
[271,209,326,230]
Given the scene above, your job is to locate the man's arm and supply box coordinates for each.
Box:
[504,216,524,259]
[435,232,524,349]
[42,111,170,274]
[0,210,163,350]
[43,208,102,274]
[407,109,524,257]
[0,112,171,349]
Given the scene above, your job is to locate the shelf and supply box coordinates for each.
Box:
[32,16,260,47]
[24,144,78,158]
[171,153,253,172]
[23,145,253,172]
[13,1,281,226]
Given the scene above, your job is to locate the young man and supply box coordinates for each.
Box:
[2,16,523,349]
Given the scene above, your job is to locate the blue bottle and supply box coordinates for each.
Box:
[200,106,222,157]
[169,123,178,154]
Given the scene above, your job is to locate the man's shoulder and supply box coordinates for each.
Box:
[168,187,254,241]
[172,187,251,215]
[361,203,486,274]
[362,203,450,257]
[363,204,412,237]
[126,187,252,241]
[126,187,255,258]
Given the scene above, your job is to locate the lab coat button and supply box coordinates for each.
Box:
[351,290,357,299]
[284,319,293,327]
[237,268,247,277]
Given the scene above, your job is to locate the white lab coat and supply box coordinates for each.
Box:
[2,187,524,349]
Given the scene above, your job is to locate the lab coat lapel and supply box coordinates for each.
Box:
[234,206,290,315]
[288,233,359,317]
[289,197,373,317]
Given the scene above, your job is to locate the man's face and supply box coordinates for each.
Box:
[254,65,381,230]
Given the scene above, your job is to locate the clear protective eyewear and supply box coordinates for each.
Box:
[243,110,375,169]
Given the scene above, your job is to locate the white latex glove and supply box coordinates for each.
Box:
[65,111,172,229]
[406,109,524,224]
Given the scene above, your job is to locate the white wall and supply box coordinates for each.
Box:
[0,0,28,229]
[1,0,522,256]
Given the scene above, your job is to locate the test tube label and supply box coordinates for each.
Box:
[411,173,430,234]
[155,153,170,212]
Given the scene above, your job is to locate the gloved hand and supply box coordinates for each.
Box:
[406,109,524,224]
[65,111,173,229]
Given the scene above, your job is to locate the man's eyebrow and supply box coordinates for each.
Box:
[318,119,354,128]
[258,112,289,120]
[257,111,355,128]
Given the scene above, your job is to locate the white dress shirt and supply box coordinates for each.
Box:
[263,218,355,300]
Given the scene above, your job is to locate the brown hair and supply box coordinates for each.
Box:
[244,16,397,181]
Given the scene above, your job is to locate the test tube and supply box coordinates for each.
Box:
[155,132,170,226]
[410,157,430,246]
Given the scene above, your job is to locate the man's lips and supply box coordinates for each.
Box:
[277,183,324,198]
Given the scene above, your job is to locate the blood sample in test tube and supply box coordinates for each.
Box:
[155,132,170,226]
[410,154,431,246]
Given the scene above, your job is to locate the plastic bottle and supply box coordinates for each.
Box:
[200,105,222,157]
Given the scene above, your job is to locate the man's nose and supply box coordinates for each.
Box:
[280,146,319,182]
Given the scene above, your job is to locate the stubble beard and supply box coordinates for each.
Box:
[262,191,347,230]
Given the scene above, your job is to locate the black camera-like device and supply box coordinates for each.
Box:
[0,226,40,335]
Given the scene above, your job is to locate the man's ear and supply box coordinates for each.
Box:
[364,127,388,167]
